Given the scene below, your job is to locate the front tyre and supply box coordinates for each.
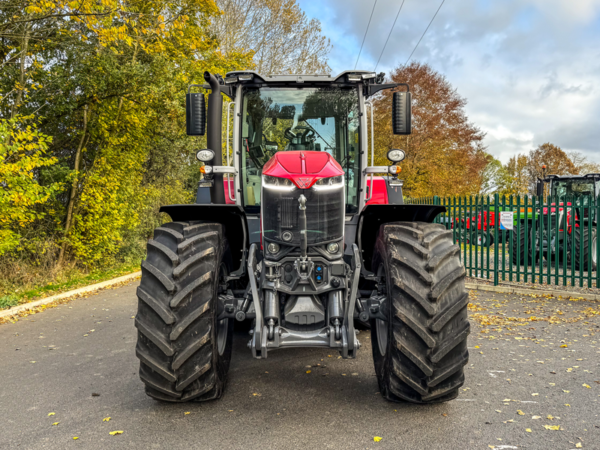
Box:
[135,221,233,402]
[371,222,470,404]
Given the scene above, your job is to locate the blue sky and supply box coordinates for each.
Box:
[297,0,600,164]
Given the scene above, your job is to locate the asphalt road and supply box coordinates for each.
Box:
[1,282,600,450]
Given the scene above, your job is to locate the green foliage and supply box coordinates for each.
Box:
[0,295,19,310]
[0,115,63,255]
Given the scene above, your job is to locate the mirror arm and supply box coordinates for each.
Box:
[366,82,409,98]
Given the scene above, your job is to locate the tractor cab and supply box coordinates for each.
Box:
[549,174,600,203]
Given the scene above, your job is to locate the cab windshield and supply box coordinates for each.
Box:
[551,179,599,204]
[240,87,360,213]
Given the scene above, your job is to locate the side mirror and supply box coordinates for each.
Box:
[186,91,206,136]
[392,91,411,135]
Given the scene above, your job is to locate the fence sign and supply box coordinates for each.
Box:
[499,211,514,231]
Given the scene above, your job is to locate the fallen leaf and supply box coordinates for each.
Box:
[526,428,532,432]
[103,417,111,422]
[517,410,525,415]
[73,437,78,440]
[532,416,541,419]
[184,412,190,415]
[532,393,539,396]
[495,410,502,413]
[306,370,311,374]
[109,430,124,436]
[560,344,568,348]
[544,425,560,430]
[52,422,59,426]
[576,443,582,448]
[565,404,571,407]
[503,399,511,402]
[48,412,55,416]
[583,383,591,389]
[563,390,570,393]
[374,436,382,442]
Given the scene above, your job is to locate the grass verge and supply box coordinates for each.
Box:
[1,262,140,311]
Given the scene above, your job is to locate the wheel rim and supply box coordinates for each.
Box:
[375,265,388,356]
[217,263,229,356]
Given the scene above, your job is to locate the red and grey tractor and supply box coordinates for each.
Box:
[134,71,469,404]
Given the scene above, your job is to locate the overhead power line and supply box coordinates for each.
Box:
[404,0,446,66]
[374,0,406,72]
[354,0,378,70]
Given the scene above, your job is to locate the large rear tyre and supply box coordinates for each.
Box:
[511,224,531,266]
[135,221,233,402]
[370,222,470,404]
[574,227,597,272]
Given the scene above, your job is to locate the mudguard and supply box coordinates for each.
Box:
[159,204,248,278]
[357,204,446,273]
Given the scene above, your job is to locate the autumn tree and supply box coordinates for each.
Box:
[372,62,488,197]
[0,0,253,274]
[503,154,529,196]
[212,0,331,74]
[526,142,578,189]
[480,155,511,196]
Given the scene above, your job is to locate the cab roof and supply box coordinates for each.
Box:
[225,70,376,84]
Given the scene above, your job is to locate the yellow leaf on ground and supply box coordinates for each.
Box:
[547,415,554,420]
[73,437,78,440]
[184,412,190,415]
[565,404,571,407]
[544,425,560,430]
[374,436,382,442]
[109,430,124,436]
[306,370,311,374]
[583,383,591,388]
[48,412,55,416]
[52,422,59,426]
[526,428,532,432]
[517,410,525,415]
[561,344,568,348]
[532,393,539,396]
[576,443,582,448]
[532,416,541,419]
[103,417,111,422]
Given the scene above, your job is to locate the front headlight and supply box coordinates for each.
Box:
[312,175,344,191]
[263,175,295,191]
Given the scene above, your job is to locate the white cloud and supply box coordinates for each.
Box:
[297,0,600,164]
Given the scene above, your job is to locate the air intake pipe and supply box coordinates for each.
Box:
[204,71,225,204]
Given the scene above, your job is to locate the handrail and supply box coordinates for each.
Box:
[365,102,375,202]
[225,101,236,202]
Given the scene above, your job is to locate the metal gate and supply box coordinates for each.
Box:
[405,195,599,288]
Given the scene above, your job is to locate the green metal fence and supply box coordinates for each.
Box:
[405,195,599,288]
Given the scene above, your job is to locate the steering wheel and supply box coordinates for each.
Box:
[284,125,316,142]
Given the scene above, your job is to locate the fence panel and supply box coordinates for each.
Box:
[405,194,598,288]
